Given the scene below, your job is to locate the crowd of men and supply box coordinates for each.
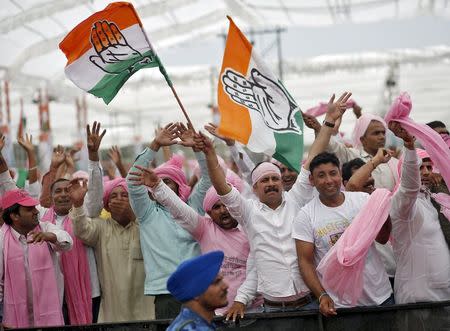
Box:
[0,92,449,329]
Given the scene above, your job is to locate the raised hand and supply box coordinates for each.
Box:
[177,122,196,148]
[108,145,122,165]
[152,122,179,149]
[388,122,415,149]
[128,165,160,188]
[89,21,154,75]
[51,145,66,170]
[67,178,88,207]
[301,112,321,132]
[194,131,214,154]
[87,121,106,161]
[373,148,392,167]
[204,123,235,146]
[18,133,34,154]
[222,68,300,133]
[325,92,352,123]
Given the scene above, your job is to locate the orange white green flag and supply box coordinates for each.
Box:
[59,2,169,104]
[218,17,304,172]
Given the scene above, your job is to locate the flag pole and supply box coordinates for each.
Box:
[141,29,195,130]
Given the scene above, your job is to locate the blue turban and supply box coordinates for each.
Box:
[167,251,224,302]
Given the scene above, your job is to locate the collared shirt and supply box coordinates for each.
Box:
[0,222,72,310]
[152,180,255,314]
[220,167,314,300]
[167,307,216,331]
[391,148,450,303]
[127,148,210,295]
[70,206,154,322]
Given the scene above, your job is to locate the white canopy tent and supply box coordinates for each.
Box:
[1,0,450,148]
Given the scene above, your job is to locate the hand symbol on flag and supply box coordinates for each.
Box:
[89,21,153,75]
[222,68,300,133]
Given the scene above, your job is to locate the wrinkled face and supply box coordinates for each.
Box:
[197,273,228,310]
[207,201,238,230]
[419,159,433,188]
[52,180,72,215]
[360,121,386,154]
[350,165,375,194]
[12,205,39,231]
[253,174,283,207]
[279,163,298,192]
[162,177,179,196]
[310,163,342,199]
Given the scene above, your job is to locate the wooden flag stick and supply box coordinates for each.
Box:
[141,28,195,130]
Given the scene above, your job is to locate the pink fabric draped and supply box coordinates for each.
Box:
[305,99,355,117]
[316,189,392,305]
[41,209,92,325]
[3,225,63,328]
[154,164,191,202]
[352,113,387,149]
[385,92,450,190]
[103,178,128,208]
[165,154,185,169]
[203,171,244,212]
[432,193,450,220]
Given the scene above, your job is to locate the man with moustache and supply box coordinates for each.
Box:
[198,92,353,318]
[129,165,261,316]
[167,251,228,331]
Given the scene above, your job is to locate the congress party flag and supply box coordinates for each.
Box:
[60,2,169,104]
[217,17,304,172]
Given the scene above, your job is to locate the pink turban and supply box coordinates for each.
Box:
[166,154,185,170]
[352,113,387,149]
[103,178,128,208]
[251,162,281,185]
[154,164,191,202]
[73,170,89,180]
[203,172,244,212]
[305,99,355,117]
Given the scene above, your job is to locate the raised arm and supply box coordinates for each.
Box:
[126,123,178,220]
[304,92,352,170]
[108,145,127,178]
[18,133,38,185]
[0,135,17,194]
[39,145,66,208]
[85,121,106,217]
[68,178,101,247]
[346,148,391,192]
[389,122,419,222]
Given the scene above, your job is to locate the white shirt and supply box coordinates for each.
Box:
[327,137,397,277]
[292,191,392,307]
[390,148,450,303]
[0,222,73,307]
[220,167,314,300]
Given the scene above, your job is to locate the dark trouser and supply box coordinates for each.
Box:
[154,294,182,319]
[92,296,101,323]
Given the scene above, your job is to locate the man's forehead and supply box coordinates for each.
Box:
[312,162,340,173]
[53,180,70,190]
[258,173,281,182]
[367,120,385,131]
[111,186,127,194]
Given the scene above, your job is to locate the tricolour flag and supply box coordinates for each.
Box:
[59,2,163,104]
[218,17,303,172]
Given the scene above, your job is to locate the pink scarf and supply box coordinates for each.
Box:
[316,189,392,305]
[305,99,355,117]
[385,92,450,190]
[41,208,92,324]
[154,164,191,202]
[3,225,63,328]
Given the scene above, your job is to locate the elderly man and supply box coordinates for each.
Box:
[129,165,261,316]
[196,93,352,319]
[0,189,72,328]
[388,122,450,303]
[167,251,228,331]
[127,123,211,319]
[69,177,155,322]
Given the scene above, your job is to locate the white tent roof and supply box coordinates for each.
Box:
[1,0,450,147]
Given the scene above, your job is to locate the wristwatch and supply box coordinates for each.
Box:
[322,120,335,128]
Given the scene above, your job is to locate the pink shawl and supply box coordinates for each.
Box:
[385,92,450,190]
[41,208,92,324]
[305,99,355,117]
[3,225,63,327]
[316,189,392,305]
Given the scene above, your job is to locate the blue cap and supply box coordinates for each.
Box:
[167,250,224,302]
